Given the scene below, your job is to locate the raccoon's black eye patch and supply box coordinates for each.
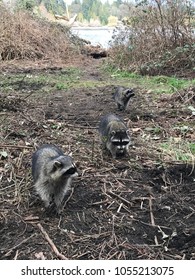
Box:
[122,141,130,145]
[112,141,129,146]
[64,167,77,176]
[126,90,134,97]
[112,141,121,146]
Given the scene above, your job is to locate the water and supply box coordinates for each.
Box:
[71,27,115,49]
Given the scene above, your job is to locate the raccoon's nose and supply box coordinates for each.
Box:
[65,166,77,175]
[117,146,124,150]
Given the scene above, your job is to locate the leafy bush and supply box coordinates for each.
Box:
[109,0,195,76]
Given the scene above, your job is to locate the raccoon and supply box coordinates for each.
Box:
[113,86,135,111]
[32,144,78,212]
[99,114,130,158]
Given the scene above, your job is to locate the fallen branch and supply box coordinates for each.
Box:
[108,190,133,207]
[149,196,155,226]
[0,144,33,149]
[37,223,68,260]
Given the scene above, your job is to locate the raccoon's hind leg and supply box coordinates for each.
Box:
[48,193,56,208]
[45,196,56,214]
[35,183,52,208]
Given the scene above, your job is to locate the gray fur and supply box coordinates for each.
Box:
[113,86,135,111]
[32,144,78,212]
[99,114,130,158]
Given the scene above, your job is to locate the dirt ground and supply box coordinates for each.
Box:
[0,58,195,260]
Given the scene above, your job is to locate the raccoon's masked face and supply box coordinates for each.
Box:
[116,89,134,111]
[109,130,130,157]
[51,157,78,181]
[123,89,134,102]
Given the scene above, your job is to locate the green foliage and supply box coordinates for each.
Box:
[160,140,195,162]
[103,64,194,94]
[16,0,37,11]
[55,83,68,90]
[81,0,109,23]
[13,0,130,25]
[43,0,66,14]
[73,0,81,4]
[69,0,82,16]
[114,0,123,6]
[15,0,67,14]
[69,0,121,25]
[145,126,162,134]
[82,0,94,21]
[189,143,195,154]
[152,76,188,92]
[0,67,107,94]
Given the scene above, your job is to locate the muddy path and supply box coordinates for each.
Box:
[0,58,195,260]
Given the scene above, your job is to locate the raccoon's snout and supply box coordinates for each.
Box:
[129,92,135,98]
[117,146,126,153]
[117,150,125,155]
[124,88,134,96]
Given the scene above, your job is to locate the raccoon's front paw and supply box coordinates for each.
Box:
[43,195,57,215]
[44,202,56,216]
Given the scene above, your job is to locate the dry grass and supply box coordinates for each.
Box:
[0,5,81,64]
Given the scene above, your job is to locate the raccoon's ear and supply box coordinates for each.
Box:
[111,130,116,136]
[53,161,63,170]
[68,151,73,157]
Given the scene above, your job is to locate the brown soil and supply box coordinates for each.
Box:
[0,58,195,260]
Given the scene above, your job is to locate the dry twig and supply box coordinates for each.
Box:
[37,223,68,260]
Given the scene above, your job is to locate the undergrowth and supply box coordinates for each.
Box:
[0,4,83,64]
[109,0,195,76]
